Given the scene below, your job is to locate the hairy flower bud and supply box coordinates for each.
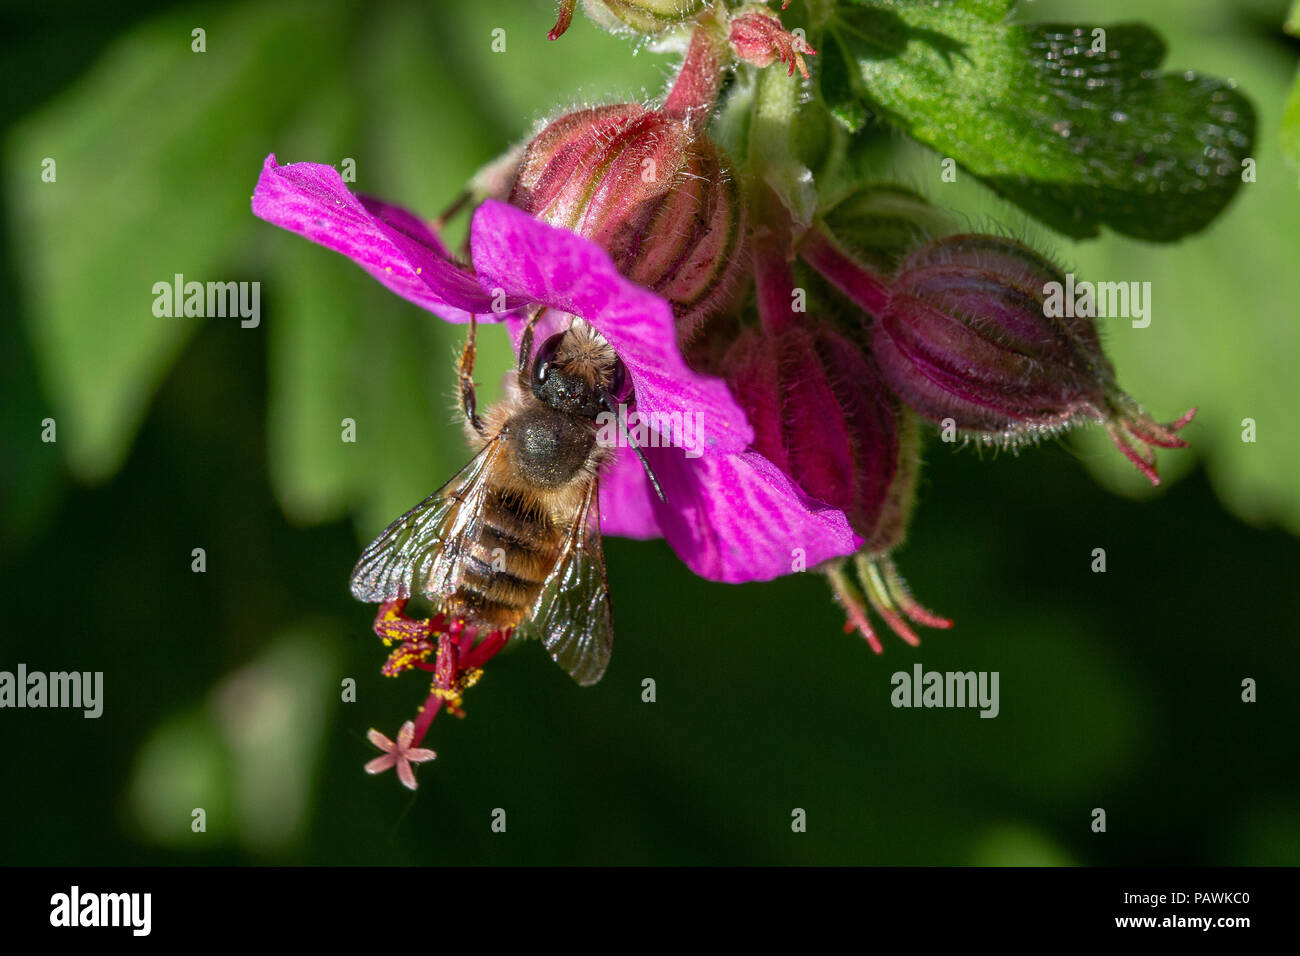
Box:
[723,323,951,652]
[549,0,705,40]
[725,321,954,651]
[510,103,744,334]
[728,6,817,79]
[722,236,952,651]
[722,322,907,551]
[869,234,1195,484]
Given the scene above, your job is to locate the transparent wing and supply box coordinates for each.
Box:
[349,439,502,604]
[516,479,613,687]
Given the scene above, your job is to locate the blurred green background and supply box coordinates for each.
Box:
[1,0,1298,865]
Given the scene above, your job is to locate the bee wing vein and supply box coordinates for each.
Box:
[520,479,614,686]
[349,440,501,604]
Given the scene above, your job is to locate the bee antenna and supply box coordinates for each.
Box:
[602,392,667,504]
[629,442,667,504]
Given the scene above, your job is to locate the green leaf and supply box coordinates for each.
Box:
[829,0,1255,240]
[818,30,869,134]
[1283,3,1300,180]
[913,0,1300,534]
[1282,71,1300,182]
[269,1,516,536]
[4,1,348,482]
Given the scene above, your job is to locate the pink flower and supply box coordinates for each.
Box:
[254,150,862,785]
[365,721,436,791]
[252,155,861,582]
[250,155,496,322]
[470,198,861,582]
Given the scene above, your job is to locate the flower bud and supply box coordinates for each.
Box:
[720,279,951,652]
[870,234,1194,484]
[722,322,907,550]
[728,6,817,78]
[549,0,705,40]
[509,103,744,334]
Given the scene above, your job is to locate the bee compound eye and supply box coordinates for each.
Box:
[531,332,566,388]
[607,356,631,404]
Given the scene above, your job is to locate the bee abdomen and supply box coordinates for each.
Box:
[479,517,544,556]
[447,491,561,630]
[461,551,542,602]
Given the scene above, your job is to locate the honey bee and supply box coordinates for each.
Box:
[349,311,662,686]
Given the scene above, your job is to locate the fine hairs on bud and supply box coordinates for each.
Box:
[570,0,707,40]
[510,99,744,335]
[867,230,1193,481]
[894,212,1114,373]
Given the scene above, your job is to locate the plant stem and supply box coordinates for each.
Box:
[800,227,891,316]
[662,12,731,129]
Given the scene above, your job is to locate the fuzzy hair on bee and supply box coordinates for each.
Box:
[529,319,621,395]
[429,318,622,633]
[350,314,629,683]
[474,318,619,487]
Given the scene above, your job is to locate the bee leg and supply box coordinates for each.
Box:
[517,307,543,371]
[458,314,485,435]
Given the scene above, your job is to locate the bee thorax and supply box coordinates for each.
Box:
[506,405,596,488]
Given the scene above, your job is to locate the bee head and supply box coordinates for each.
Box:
[529,327,631,418]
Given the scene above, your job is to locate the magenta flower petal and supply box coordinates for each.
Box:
[613,445,861,582]
[252,154,497,322]
[365,728,395,752]
[469,200,753,455]
[597,447,665,540]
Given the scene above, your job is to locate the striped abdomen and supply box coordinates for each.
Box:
[445,485,564,631]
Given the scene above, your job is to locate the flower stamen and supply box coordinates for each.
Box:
[364,601,512,784]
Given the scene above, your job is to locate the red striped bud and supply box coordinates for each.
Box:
[869,235,1195,484]
[721,229,953,651]
[509,103,744,334]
